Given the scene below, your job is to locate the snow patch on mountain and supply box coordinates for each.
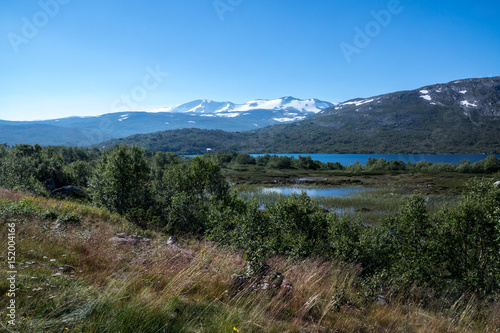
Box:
[149,97,334,119]
[337,98,374,108]
[418,90,433,102]
[273,116,307,122]
[461,100,478,108]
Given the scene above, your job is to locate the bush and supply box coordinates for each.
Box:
[233,200,272,274]
[436,180,500,296]
[234,153,256,165]
[157,157,231,233]
[63,161,93,187]
[89,145,152,215]
[483,155,500,173]
[377,195,438,288]
[57,213,82,225]
[41,209,59,220]
[328,213,366,263]
[265,192,329,257]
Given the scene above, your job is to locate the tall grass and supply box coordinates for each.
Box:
[0,189,497,332]
[235,185,458,224]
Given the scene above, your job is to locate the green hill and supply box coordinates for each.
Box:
[100,77,500,154]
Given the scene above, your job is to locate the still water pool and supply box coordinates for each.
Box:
[260,186,368,197]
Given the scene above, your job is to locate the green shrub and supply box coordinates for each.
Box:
[40,209,59,220]
[89,145,152,215]
[157,157,232,233]
[377,195,438,288]
[233,200,272,274]
[328,213,366,263]
[265,192,329,257]
[57,213,82,225]
[436,179,500,296]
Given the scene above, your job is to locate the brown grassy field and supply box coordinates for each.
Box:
[0,189,499,332]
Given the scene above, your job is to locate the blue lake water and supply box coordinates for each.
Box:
[261,186,367,197]
[248,185,369,210]
[251,154,500,166]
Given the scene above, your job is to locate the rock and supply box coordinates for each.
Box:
[109,237,131,244]
[376,295,387,305]
[230,274,250,294]
[44,179,56,191]
[229,266,293,297]
[167,236,178,246]
[109,235,151,246]
[494,181,500,188]
[63,265,76,273]
[261,271,284,293]
[281,279,294,291]
[50,186,88,199]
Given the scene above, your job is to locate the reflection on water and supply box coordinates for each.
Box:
[240,185,392,223]
[248,185,372,212]
[251,153,500,166]
[261,186,367,197]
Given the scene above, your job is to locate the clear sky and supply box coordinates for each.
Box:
[1,0,499,121]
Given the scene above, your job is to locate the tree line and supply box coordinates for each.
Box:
[1,143,500,299]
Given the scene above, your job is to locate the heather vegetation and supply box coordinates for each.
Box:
[1,143,500,331]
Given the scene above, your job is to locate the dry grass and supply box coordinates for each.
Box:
[0,187,32,201]
[0,188,498,332]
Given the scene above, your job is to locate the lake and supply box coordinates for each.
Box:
[250,154,500,166]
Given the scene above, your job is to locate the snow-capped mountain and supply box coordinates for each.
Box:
[99,76,500,155]
[150,97,334,122]
[322,77,500,118]
[0,97,334,146]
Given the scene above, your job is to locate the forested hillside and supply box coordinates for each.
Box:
[1,143,500,331]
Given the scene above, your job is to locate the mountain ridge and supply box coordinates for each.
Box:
[98,76,500,154]
[0,97,333,146]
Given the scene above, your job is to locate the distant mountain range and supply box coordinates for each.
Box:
[100,77,500,154]
[0,97,334,146]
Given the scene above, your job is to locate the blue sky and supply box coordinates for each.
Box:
[1,0,499,121]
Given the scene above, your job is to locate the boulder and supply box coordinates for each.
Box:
[44,179,56,191]
[109,233,151,246]
[280,279,294,292]
[167,236,179,246]
[229,265,293,297]
[109,237,131,245]
[376,295,387,305]
[50,186,88,199]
